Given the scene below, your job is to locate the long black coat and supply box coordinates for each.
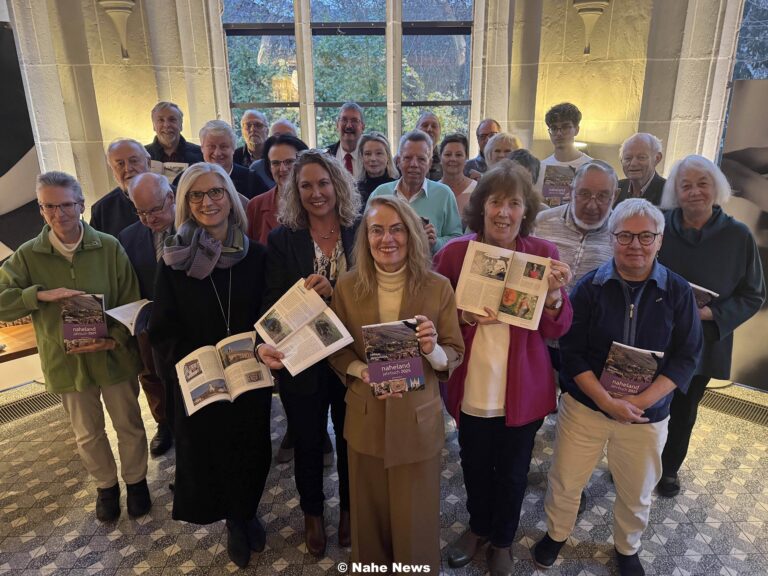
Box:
[148,242,272,524]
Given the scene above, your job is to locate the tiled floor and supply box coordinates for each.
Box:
[1,386,767,575]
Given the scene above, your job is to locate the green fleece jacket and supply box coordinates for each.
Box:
[0,223,142,393]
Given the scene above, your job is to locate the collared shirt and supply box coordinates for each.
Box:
[335,145,361,179]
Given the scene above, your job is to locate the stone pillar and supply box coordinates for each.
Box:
[508,0,543,148]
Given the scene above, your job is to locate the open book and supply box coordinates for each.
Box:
[150,160,188,184]
[600,341,664,397]
[175,331,273,416]
[541,165,576,207]
[255,279,354,376]
[689,282,719,309]
[61,294,109,353]
[455,240,553,330]
[106,299,152,336]
[362,319,426,397]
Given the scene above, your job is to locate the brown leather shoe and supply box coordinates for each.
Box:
[338,509,351,547]
[447,529,488,568]
[487,544,513,576]
[304,514,326,557]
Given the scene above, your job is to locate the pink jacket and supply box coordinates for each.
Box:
[433,234,573,427]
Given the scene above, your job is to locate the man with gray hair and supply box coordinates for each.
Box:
[91,138,151,238]
[118,173,177,455]
[416,110,443,181]
[199,119,254,198]
[615,132,666,206]
[145,101,204,164]
[326,102,365,177]
[465,118,501,177]
[234,110,269,168]
[368,129,462,254]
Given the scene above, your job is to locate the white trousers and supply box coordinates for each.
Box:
[544,393,668,555]
[61,380,148,489]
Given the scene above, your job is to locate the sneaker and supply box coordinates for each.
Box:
[616,550,645,576]
[149,423,173,456]
[447,529,488,568]
[126,478,152,517]
[656,475,680,498]
[95,483,120,522]
[226,519,251,568]
[247,516,266,552]
[532,533,566,569]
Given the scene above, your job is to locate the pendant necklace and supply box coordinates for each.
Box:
[313,226,336,240]
[210,268,232,336]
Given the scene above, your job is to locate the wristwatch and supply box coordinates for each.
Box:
[544,297,563,311]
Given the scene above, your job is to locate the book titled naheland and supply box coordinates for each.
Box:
[362,319,425,397]
[599,341,664,397]
[61,294,109,353]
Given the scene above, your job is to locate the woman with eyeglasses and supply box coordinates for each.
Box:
[148,163,272,569]
[533,199,702,576]
[356,132,398,205]
[245,134,309,245]
[0,171,150,522]
[256,150,361,557]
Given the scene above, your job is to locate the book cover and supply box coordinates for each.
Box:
[61,294,108,352]
[362,319,425,397]
[689,282,719,308]
[599,341,664,397]
[541,165,576,207]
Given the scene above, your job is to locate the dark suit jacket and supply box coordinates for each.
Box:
[614,172,666,207]
[90,187,139,238]
[117,221,162,300]
[145,135,204,164]
[230,163,255,199]
[248,160,274,196]
[325,141,341,157]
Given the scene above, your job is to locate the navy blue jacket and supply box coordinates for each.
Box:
[118,221,162,300]
[560,260,702,423]
[90,187,139,238]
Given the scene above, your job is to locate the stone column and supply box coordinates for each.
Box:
[508,0,543,148]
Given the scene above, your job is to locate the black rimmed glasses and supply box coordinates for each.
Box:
[613,231,660,246]
[38,202,82,215]
[269,158,296,170]
[187,187,227,204]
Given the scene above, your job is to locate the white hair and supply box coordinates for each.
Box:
[608,198,665,235]
[659,154,732,210]
[199,120,236,148]
[619,132,663,159]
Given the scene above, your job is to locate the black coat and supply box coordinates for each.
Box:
[658,207,766,378]
[145,135,204,164]
[148,242,271,524]
[117,221,159,299]
[248,159,275,196]
[90,187,139,238]
[614,172,666,207]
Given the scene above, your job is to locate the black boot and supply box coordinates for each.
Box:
[226,519,251,568]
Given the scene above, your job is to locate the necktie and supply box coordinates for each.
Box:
[154,230,168,261]
[344,153,353,174]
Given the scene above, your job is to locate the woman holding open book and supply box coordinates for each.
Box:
[326,196,464,574]
[148,163,272,569]
[256,150,360,557]
[533,199,702,576]
[656,156,765,498]
[433,161,573,575]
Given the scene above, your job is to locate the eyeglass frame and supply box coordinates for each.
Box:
[187,187,227,204]
[574,190,613,205]
[134,193,172,219]
[547,123,576,135]
[38,201,83,215]
[612,231,661,246]
[269,158,297,170]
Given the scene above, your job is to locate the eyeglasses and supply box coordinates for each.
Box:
[613,231,660,246]
[39,202,82,215]
[135,195,170,219]
[368,224,408,238]
[574,190,613,205]
[269,158,296,170]
[187,187,227,204]
[547,123,575,135]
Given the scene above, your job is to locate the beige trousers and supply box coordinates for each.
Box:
[545,393,668,555]
[61,379,148,489]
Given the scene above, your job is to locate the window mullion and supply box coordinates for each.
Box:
[294,0,317,146]
[386,0,402,148]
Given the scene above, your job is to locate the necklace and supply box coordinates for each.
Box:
[210,268,232,336]
[312,225,337,240]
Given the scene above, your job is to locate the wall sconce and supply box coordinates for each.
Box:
[573,0,610,55]
[97,0,136,60]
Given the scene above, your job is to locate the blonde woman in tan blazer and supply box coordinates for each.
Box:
[327,196,464,574]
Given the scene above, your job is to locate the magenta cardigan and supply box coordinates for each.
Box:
[433,234,573,427]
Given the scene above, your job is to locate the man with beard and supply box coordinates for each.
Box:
[145,101,203,164]
[234,110,269,168]
[326,102,365,178]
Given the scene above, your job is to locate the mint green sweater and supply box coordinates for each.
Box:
[0,223,142,393]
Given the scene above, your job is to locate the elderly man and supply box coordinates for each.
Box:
[145,101,204,164]
[250,118,299,196]
[117,173,176,456]
[326,102,365,177]
[234,110,269,168]
[91,138,150,238]
[368,129,462,254]
[199,119,254,199]
[615,133,666,207]
[416,111,443,181]
[465,118,501,177]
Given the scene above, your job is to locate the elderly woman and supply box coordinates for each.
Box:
[256,150,361,557]
[656,155,765,497]
[534,199,702,576]
[245,133,309,244]
[0,171,149,522]
[326,196,464,573]
[438,132,476,219]
[433,161,573,575]
[484,132,523,169]
[356,131,398,204]
[148,163,272,569]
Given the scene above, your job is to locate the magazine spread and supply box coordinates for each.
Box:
[61,294,109,352]
[362,318,426,397]
[175,331,273,416]
[541,165,577,207]
[106,299,152,336]
[599,341,664,397]
[150,160,188,184]
[455,240,552,330]
[689,282,719,309]
[255,279,354,376]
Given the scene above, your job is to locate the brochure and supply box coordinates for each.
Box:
[541,164,577,207]
[362,318,425,397]
[61,294,109,353]
[106,299,152,336]
[689,282,719,309]
[599,341,664,397]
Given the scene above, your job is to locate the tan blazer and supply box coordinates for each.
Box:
[329,270,464,469]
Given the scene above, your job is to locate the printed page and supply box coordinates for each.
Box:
[496,252,552,330]
[150,160,188,184]
[175,346,229,416]
[255,279,328,347]
[541,165,576,208]
[106,299,151,336]
[362,319,426,397]
[215,331,274,397]
[455,240,514,316]
[600,341,664,397]
[277,309,354,376]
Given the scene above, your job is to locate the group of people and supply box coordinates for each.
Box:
[0,98,764,576]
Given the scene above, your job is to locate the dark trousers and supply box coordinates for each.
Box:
[661,375,711,477]
[458,413,543,547]
[280,366,349,516]
[137,331,166,425]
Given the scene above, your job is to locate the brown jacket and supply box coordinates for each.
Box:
[329,269,464,469]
